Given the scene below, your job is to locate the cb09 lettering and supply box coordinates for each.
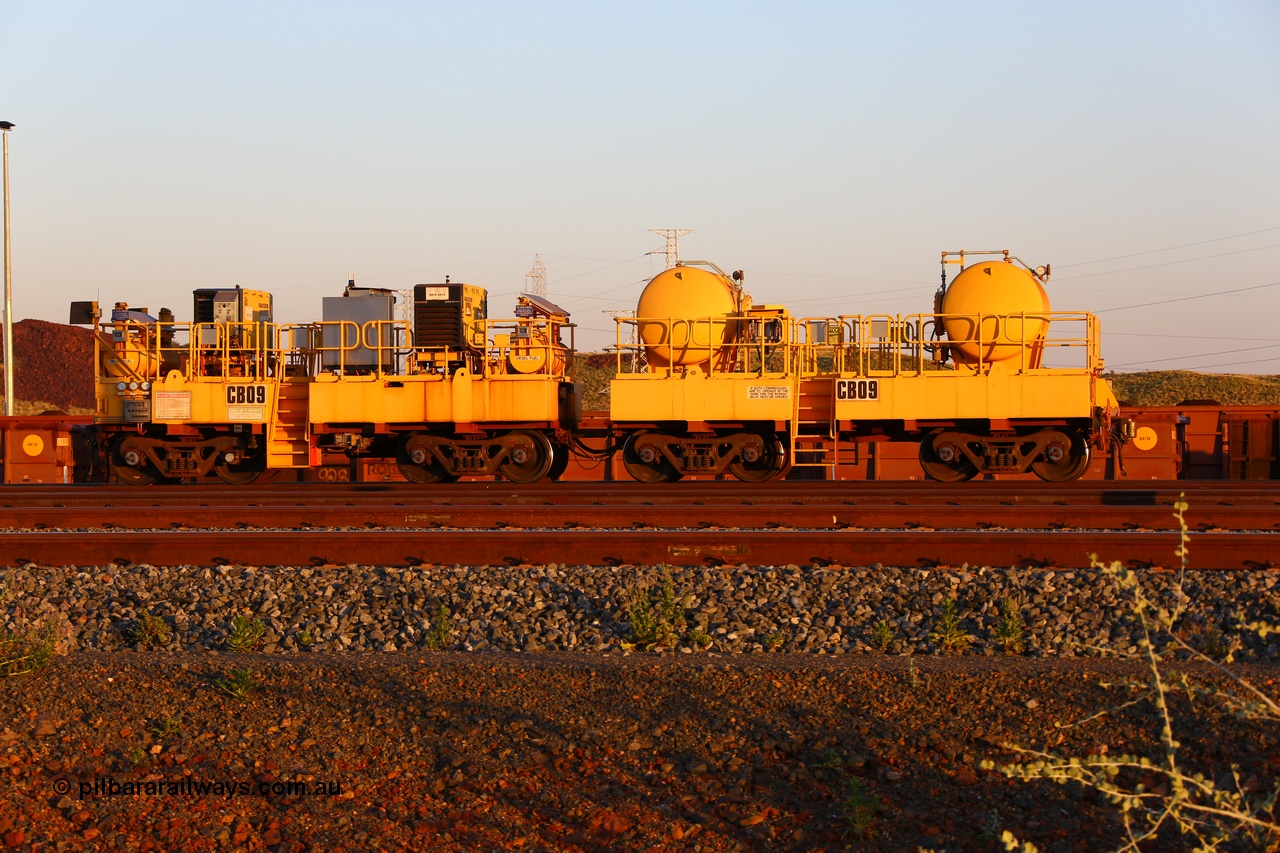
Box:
[226,385,267,405]
[836,379,879,401]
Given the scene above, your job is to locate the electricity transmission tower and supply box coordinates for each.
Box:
[396,289,414,325]
[525,254,547,298]
[649,229,693,269]
[603,309,639,371]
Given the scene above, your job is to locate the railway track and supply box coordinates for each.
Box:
[0,490,1277,532]
[2,479,1278,506]
[0,529,1271,571]
[0,481,1275,570]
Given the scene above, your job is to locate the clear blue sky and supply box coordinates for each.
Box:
[5,1,1279,371]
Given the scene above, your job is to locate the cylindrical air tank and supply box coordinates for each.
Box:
[635,265,742,368]
[941,260,1050,365]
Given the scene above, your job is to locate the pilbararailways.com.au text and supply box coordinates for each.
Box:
[57,776,342,799]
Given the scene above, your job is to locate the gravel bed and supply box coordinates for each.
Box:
[4,562,1278,659]
[5,563,1279,851]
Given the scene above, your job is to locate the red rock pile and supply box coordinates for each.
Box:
[1,319,95,410]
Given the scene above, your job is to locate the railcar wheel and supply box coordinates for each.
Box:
[621,432,683,483]
[111,437,160,486]
[547,444,571,481]
[396,435,449,484]
[499,430,554,484]
[1031,429,1091,482]
[213,452,264,485]
[919,430,979,483]
[728,433,787,483]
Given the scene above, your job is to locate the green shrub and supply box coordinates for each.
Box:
[928,599,969,653]
[214,667,259,701]
[869,620,896,652]
[687,627,712,649]
[994,598,1026,655]
[622,570,688,651]
[0,619,62,677]
[424,605,451,651]
[1,579,67,677]
[224,615,266,652]
[840,777,879,839]
[123,612,172,649]
[151,716,181,736]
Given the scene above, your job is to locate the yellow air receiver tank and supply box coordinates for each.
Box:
[636,264,741,368]
[942,259,1050,365]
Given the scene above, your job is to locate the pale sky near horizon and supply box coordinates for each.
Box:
[4,1,1279,372]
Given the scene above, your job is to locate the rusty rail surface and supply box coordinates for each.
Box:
[0,501,1276,532]
[0,481,1275,531]
[0,529,1273,570]
[1,480,1278,508]
[0,482,1275,570]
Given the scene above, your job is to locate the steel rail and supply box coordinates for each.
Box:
[0,529,1274,571]
[1,502,1275,532]
[0,480,1277,509]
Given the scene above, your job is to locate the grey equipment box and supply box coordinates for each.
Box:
[321,285,398,372]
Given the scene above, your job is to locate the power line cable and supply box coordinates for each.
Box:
[770,285,935,306]
[1110,342,1280,369]
[747,270,924,285]
[1206,360,1280,370]
[1110,331,1280,342]
[1126,355,1280,372]
[551,255,649,286]
[1097,280,1280,313]
[1056,244,1280,281]
[1057,226,1280,268]
[274,253,536,291]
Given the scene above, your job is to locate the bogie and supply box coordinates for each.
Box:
[918,427,1093,482]
[395,431,557,484]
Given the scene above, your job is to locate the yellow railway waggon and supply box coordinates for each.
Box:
[608,251,1130,482]
[75,281,578,484]
[73,248,1129,485]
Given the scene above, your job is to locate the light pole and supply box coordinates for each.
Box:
[1,121,13,417]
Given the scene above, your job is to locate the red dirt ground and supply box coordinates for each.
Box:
[3,653,1278,852]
